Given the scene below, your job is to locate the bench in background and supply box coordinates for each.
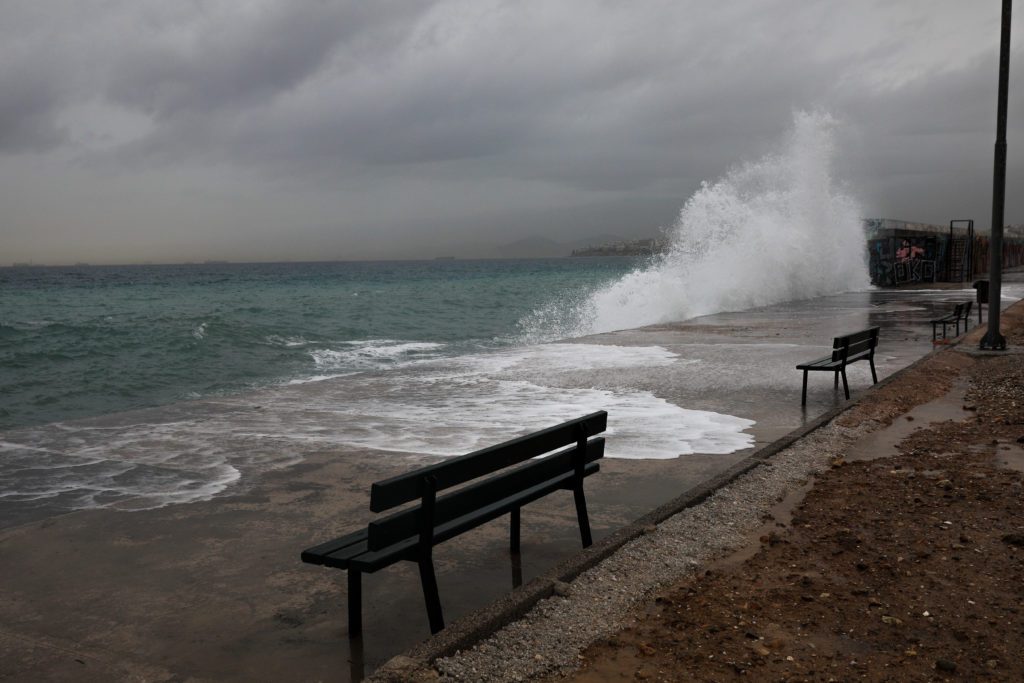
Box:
[931,301,973,340]
[796,327,879,405]
[301,411,607,637]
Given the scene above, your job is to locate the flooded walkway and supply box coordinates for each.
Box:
[2,277,1021,681]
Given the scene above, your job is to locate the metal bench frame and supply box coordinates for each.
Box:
[931,301,973,340]
[301,411,607,636]
[796,327,880,405]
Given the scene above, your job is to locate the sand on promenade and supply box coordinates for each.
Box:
[420,301,1024,683]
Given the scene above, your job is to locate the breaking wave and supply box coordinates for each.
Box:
[520,110,869,341]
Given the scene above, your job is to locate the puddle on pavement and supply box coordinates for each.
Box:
[994,442,1024,473]
[709,477,815,571]
[701,376,982,575]
[845,378,973,463]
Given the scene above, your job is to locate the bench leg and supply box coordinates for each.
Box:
[801,370,808,406]
[510,552,524,589]
[834,371,839,389]
[510,507,521,554]
[347,569,362,637]
[932,322,937,341]
[417,557,445,634]
[572,484,593,548]
[841,369,850,400]
[869,357,878,384]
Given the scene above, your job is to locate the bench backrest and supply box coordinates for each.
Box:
[831,327,880,363]
[369,411,608,513]
[366,436,605,551]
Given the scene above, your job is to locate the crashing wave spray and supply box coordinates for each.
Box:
[520,110,869,340]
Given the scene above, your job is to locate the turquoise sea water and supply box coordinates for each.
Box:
[0,258,641,431]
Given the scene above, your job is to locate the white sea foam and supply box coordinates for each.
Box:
[433,342,684,378]
[0,425,246,511]
[520,111,869,341]
[264,334,311,348]
[309,340,447,370]
[191,322,208,340]
[0,343,754,513]
[282,343,753,460]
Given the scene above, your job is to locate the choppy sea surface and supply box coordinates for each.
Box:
[0,258,642,431]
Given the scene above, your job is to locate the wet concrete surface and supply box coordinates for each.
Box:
[2,275,1023,682]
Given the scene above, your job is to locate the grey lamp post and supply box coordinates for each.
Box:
[981,0,1013,350]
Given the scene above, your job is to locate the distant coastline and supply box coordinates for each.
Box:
[571,237,667,257]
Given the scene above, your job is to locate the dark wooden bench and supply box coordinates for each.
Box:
[301,411,607,636]
[796,327,879,405]
[931,301,973,340]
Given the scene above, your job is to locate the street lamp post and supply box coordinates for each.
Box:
[981,0,1013,350]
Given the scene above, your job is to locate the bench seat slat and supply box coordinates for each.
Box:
[367,438,604,550]
[369,411,607,512]
[796,355,839,370]
[300,529,368,565]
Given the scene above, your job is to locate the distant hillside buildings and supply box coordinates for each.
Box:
[571,237,668,257]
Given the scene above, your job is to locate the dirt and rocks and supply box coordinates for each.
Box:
[565,314,1024,682]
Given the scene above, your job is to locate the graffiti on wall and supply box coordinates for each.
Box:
[867,237,940,285]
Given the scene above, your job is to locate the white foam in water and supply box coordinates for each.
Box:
[284,343,753,460]
[0,343,754,513]
[520,110,869,341]
[433,342,685,377]
[0,426,247,511]
[264,334,311,348]
[309,339,448,371]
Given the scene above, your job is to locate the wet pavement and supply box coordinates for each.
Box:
[2,275,1023,682]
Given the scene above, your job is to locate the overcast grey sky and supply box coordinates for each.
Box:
[1,1,1020,264]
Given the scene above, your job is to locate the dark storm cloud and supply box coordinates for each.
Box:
[104,3,435,118]
[0,0,1019,263]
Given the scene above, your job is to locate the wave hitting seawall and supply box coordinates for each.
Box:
[520,110,869,341]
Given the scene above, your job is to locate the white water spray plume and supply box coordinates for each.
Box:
[520,110,869,341]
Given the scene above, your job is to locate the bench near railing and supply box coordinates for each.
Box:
[301,411,607,637]
[796,327,879,405]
